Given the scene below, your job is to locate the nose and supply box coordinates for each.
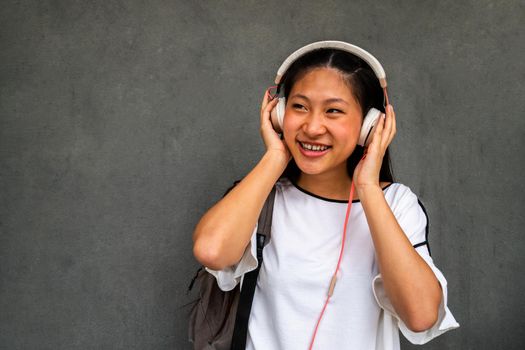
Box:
[302,110,327,137]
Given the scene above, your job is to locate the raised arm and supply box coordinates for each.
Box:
[192,91,290,270]
[353,105,441,332]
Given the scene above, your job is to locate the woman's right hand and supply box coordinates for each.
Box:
[193,90,292,270]
[260,89,291,163]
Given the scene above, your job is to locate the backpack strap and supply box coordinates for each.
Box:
[230,186,276,350]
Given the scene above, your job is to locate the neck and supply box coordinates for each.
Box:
[296,169,355,201]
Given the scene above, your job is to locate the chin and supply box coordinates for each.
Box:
[292,157,331,176]
[295,162,323,175]
[291,152,349,179]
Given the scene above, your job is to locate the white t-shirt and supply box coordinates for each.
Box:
[207,179,459,350]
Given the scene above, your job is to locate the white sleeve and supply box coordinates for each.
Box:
[204,225,259,292]
[372,186,460,344]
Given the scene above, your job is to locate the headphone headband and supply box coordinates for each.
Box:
[274,40,387,88]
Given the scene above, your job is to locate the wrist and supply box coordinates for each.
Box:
[258,150,289,182]
[263,149,290,169]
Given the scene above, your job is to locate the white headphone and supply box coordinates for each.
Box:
[270,40,388,147]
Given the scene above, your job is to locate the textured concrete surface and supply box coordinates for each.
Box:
[1,1,524,349]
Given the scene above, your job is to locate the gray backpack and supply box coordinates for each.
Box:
[188,187,276,350]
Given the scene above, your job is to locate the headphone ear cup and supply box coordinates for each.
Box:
[270,97,286,133]
[358,108,382,147]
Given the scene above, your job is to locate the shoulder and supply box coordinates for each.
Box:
[382,182,418,199]
[382,182,427,213]
[383,183,431,247]
[383,183,429,234]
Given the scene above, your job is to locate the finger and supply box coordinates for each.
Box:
[261,88,277,113]
[260,89,271,112]
[384,105,396,148]
[263,96,279,116]
[391,105,397,137]
[368,113,385,155]
[381,106,394,150]
[260,96,279,126]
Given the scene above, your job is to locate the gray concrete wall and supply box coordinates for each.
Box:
[1,1,523,349]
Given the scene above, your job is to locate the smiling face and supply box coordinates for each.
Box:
[282,67,363,181]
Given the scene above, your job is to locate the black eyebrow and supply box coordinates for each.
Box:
[325,98,349,105]
[289,94,349,106]
[289,94,309,101]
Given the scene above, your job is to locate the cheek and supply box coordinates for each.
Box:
[333,123,361,149]
[282,112,299,142]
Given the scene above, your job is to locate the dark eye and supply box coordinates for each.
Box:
[327,108,343,114]
[292,103,306,110]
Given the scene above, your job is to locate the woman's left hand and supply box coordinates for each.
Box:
[352,104,396,190]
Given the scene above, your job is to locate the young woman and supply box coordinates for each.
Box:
[192,41,459,349]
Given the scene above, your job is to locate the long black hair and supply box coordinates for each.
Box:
[278,48,395,183]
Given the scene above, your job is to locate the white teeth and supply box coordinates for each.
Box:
[300,142,329,151]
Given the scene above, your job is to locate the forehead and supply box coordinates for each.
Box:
[290,67,356,101]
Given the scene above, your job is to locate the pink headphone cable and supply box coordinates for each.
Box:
[308,179,357,350]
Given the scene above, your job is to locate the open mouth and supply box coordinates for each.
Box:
[299,141,332,152]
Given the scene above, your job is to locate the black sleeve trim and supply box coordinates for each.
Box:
[413,241,429,249]
[413,199,432,256]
